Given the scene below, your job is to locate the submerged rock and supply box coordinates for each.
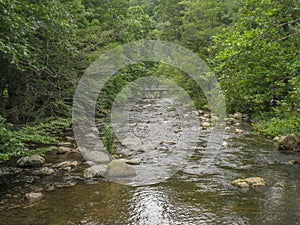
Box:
[119,158,142,165]
[138,143,155,152]
[83,165,107,178]
[25,192,43,202]
[17,156,45,168]
[105,160,136,178]
[57,146,73,154]
[232,177,266,188]
[121,137,142,149]
[36,167,55,175]
[83,151,111,164]
[52,161,78,169]
[277,134,300,151]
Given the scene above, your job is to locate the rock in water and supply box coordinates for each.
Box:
[235,129,244,134]
[36,167,55,175]
[119,158,142,165]
[105,160,136,178]
[57,146,73,154]
[25,192,43,202]
[121,137,142,149]
[277,134,300,151]
[233,112,243,120]
[232,177,266,188]
[17,156,45,168]
[83,151,111,164]
[83,165,108,179]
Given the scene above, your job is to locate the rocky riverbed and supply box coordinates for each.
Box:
[0,97,300,225]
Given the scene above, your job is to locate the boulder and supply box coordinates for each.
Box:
[25,192,43,202]
[121,137,142,149]
[83,165,108,179]
[17,156,45,168]
[232,177,266,188]
[277,134,300,151]
[83,151,111,164]
[105,160,136,178]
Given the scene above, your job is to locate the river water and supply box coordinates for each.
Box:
[0,97,300,225]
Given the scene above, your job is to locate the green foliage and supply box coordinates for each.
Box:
[210,0,300,136]
[102,124,116,155]
[0,116,71,161]
[253,115,300,137]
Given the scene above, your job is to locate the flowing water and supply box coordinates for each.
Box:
[0,97,300,225]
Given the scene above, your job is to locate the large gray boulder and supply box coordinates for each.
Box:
[83,165,108,179]
[83,151,111,164]
[17,156,45,167]
[121,137,142,149]
[105,160,136,177]
[278,134,300,151]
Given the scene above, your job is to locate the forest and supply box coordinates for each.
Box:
[0,0,299,160]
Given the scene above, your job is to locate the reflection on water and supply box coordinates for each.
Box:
[0,98,300,224]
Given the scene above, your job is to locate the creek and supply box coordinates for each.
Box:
[0,97,299,225]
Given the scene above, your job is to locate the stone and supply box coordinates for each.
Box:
[105,160,136,177]
[288,160,299,165]
[225,126,231,130]
[36,167,55,175]
[83,165,108,179]
[25,192,43,202]
[233,112,243,120]
[119,158,142,165]
[83,151,111,164]
[17,156,45,168]
[222,141,229,147]
[174,129,182,133]
[57,146,73,154]
[226,117,235,124]
[235,129,244,134]
[52,161,78,169]
[277,134,300,151]
[121,137,142,148]
[289,159,300,165]
[273,136,285,142]
[160,140,176,145]
[202,122,211,128]
[232,177,266,188]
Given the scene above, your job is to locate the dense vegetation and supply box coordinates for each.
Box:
[0,0,299,160]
